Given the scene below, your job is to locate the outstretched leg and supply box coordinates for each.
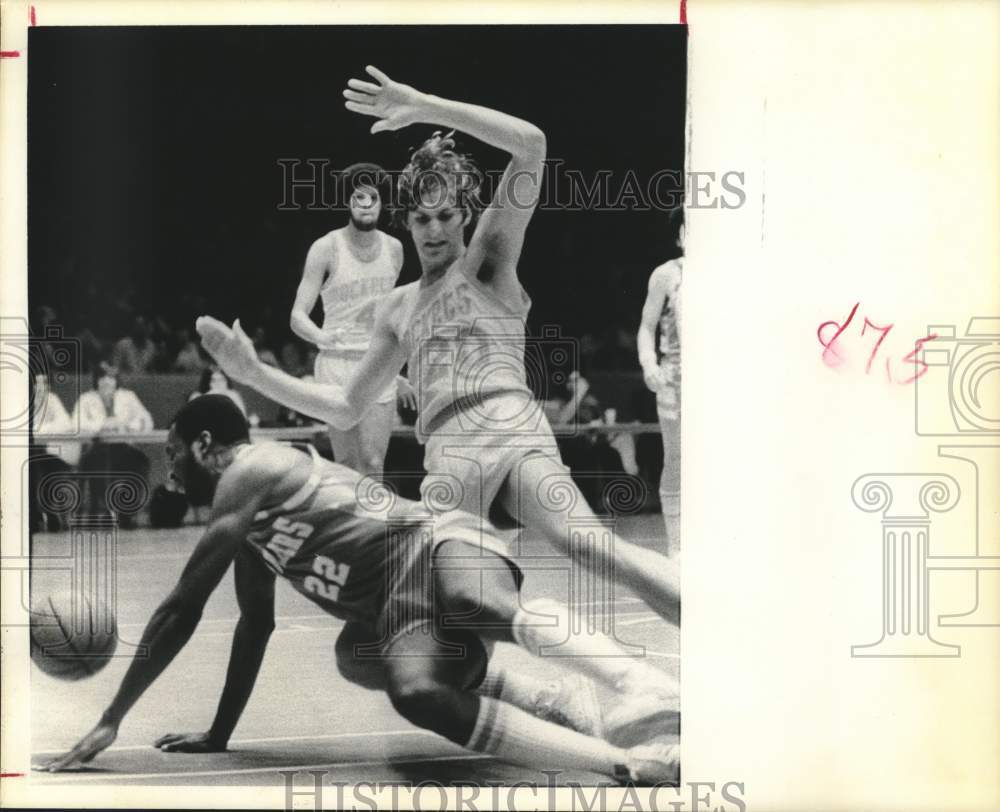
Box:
[656,385,681,555]
[500,453,680,625]
[336,619,601,735]
[381,621,672,782]
[433,540,678,745]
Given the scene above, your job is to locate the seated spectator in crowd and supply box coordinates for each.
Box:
[279,338,307,377]
[188,366,247,415]
[29,373,76,532]
[74,366,154,528]
[110,315,163,374]
[172,326,208,372]
[550,371,638,515]
[250,326,280,367]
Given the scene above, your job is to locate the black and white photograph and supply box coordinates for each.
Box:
[4,2,998,810]
[21,22,687,792]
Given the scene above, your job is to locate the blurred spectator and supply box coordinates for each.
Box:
[551,371,638,514]
[111,315,163,373]
[252,327,280,367]
[76,327,109,375]
[614,326,640,369]
[31,306,72,374]
[189,366,248,416]
[74,366,154,527]
[31,371,78,463]
[173,327,209,372]
[578,332,603,375]
[29,373,76,532]
[279,339,307,377]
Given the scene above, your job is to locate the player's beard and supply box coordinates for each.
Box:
[182,458,217,507]
[349,212,378,232]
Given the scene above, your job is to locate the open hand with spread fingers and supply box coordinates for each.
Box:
[37,718,118,772]
[343,66,426,134]
[195,316,260,385]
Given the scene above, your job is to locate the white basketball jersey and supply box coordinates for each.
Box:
[391,260,532,441]
[658,258,682,364]
[319,230,400,355]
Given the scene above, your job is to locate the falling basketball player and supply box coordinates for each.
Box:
[41,396,678,783]
[637,206,684,555]
[198,65,681,629]
[289,163,417,477]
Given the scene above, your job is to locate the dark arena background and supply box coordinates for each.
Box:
[27,24,685,786]
[29,25,685,383]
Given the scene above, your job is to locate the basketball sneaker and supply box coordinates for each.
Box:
[532,674,604,738]
[603,683,679,747]
[614,742,680,786]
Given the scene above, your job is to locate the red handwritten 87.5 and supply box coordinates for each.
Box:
[817,302,937,384]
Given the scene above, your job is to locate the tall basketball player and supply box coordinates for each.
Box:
[198,65,680,629]
[637,206,684,555]
[289,163,416,476]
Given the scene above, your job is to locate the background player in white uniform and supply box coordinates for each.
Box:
[43,395,678,783]
[289,163,416,476]
[637,206,684,555]
[198,65,680,627]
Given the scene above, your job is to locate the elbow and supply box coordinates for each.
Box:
[328,405,361,431]
[520,126,547,161]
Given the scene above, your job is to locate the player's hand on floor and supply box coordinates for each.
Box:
[154,731,227,753]
[38,719,118,771]
[196,316,259,384]
[343,65,424,134]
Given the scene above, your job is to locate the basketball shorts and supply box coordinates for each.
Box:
[419,391,568,519]
[656,357,681,421]
[656,357,681,519]
[314,349,395,406]
[365,509,522,654]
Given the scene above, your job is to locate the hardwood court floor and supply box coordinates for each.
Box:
[30,514,678,787]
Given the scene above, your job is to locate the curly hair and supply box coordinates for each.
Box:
[392,131,484,229]
[339,162,389,207]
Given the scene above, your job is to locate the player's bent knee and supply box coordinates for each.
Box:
[335,640,387,692]
[386,676,456,731]
[435,566,518,628]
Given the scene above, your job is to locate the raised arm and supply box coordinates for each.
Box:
[154,550,276,753]
[197,305,407,430]
[343,66,546,279]
[637,264,674,394]
[41,466,269,771]
[290,239,334,348]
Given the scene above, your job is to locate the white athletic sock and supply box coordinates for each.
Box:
[475,662,548,711]
[661,494,680,556]
[512,598,679,697]
[664,514,680,557]
[465,695,625,778]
